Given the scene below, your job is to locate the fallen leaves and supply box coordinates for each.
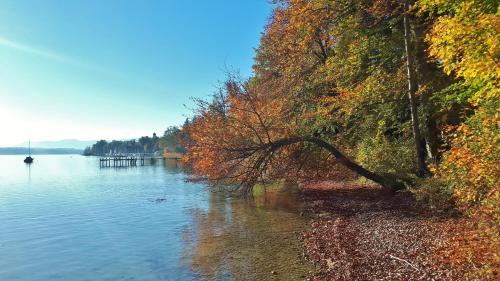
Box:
[300,181,497,280]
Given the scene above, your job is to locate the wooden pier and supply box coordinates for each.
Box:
[99,153,182,168]
[163,152,183,160]
[99,156,145,167]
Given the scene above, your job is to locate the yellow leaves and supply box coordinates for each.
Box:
[424,0,500,99]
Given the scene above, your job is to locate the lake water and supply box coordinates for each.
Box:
[0,155,312,281]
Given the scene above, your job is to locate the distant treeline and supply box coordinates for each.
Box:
[83,122,189,156]
[0,147,83,155]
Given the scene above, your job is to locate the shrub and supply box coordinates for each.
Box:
[438,107,499,219]
[411,178,455,211]
[356,135,417,178]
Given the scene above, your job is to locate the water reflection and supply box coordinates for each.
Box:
[26,161,32,183]
[163,158,183,173]
[184,183,312,281]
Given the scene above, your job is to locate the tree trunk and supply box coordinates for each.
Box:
[269,137,405,191]
[403,0,428,176]
[412,16,446,164]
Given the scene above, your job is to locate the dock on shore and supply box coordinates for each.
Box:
[99,153,182,167]
[99,155,145,167]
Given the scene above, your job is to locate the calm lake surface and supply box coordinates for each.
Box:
[0,155,312,281]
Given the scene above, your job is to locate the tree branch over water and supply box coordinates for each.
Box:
[184,76,404,192]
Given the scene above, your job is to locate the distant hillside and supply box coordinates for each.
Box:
[17,139,97,149]
[0,147,83,155]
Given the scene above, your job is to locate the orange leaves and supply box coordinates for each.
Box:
[437,109,500,218]
[182,76,297,185]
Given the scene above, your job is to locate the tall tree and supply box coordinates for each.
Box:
[403,0,428,176]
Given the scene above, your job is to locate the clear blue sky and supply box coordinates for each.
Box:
[0,0,273,146]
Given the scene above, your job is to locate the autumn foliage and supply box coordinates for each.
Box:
[184,0,499,203]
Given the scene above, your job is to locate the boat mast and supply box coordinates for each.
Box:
[28,139,31,156]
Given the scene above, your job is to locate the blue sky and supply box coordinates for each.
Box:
[0,0,273,146]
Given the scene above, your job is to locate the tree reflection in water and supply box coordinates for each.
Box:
[183,182,313,280]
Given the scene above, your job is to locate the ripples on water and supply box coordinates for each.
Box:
[0,155,312,280]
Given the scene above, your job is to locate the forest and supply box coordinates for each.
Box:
[181,0,498,279]
[83,125,186,156]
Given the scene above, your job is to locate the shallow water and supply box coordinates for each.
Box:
[0,155,311,280]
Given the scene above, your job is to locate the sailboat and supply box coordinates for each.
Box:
[24,140,34,164]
